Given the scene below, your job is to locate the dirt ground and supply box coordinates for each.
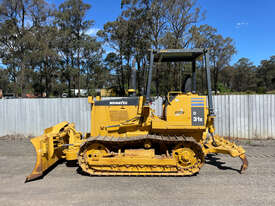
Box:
[0,136,275,206]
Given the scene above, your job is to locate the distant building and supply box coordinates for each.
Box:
[96,88,117,97]
[62,89,88,97]
[3,93,16,99]
[72,89,88,96]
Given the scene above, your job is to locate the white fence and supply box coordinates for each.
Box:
[213,95,275,139]
[0,95,275,139]
[0,98,90,136]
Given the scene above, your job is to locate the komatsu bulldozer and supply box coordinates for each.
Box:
[26,49,248,182]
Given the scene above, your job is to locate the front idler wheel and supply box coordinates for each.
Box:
[172,141,204,175]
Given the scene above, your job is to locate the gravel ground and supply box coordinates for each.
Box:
[0,136,275,206]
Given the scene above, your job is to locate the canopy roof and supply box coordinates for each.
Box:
[153,49,205,62]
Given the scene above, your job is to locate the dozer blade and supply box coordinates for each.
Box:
[25,122,69,182]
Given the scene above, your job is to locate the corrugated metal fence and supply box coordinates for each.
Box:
[213,95,275,139]
[0,95,275,139]
[0,98,90,136]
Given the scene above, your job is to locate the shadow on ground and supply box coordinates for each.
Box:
[25,154,241,182]
[205,154,240,173]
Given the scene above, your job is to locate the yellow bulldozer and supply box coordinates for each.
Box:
[26,49,248,182]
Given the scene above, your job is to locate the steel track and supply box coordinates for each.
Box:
[78,135,205,176]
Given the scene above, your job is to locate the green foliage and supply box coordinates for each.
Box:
[256,87,267,94]
[0,0,103,97]
[0,0,274,97]
[232,58,257,92]
[189,24,236,94]
[217,83,231,94]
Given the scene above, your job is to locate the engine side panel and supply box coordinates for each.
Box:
[90,97,149,137]
[166,94,207,126]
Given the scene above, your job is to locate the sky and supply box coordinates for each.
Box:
[80,0,275,66]
[199,0,275,65]
[2,0,274,67]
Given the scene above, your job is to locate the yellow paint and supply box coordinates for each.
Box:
[26,93,248,182]
[25,122,82,182]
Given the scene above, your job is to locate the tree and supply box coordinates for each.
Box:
[164,0,204,49]
[257,56,275,91]
[81,35,105,93]
[189,24,216,92]
[98,14,149,95]
[162,0,204,93]
[0,0,31,96]
[103,52,125,96]
[219,66,235,91]
[54,0,93,96]
[190,25,236,94]
[232,58,256,92]
[0,68,10,92]
[27,0,58,96]
[0,0,59,96]
[211,35,236,94]
[121,0,167,50]
[120,0,204,95]
[1,0,271,97]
